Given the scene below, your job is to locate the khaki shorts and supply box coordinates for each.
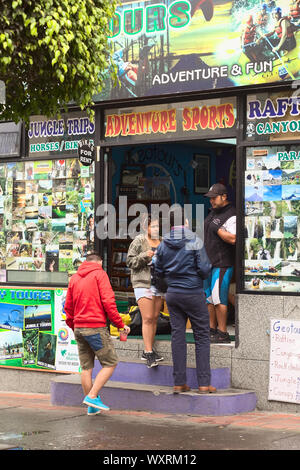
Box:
[74,327,119,370]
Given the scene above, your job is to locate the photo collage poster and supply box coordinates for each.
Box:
[244,146,300,293]
[0,158,95,281]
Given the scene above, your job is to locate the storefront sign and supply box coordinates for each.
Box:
[247,92,300,141]
[95,0,300,102]
[104,98,236,143]
[277,151,300,161]
[28,112,95,157]
[269,319,300,404]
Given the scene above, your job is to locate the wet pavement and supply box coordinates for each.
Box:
[0,391,300,452]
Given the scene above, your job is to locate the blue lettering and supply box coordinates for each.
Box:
[248,100,262,119]
[273,320,281,332]
[276,98,289,117]
[262,99,276,118]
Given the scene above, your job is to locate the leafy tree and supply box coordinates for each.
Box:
[0,0,117,123]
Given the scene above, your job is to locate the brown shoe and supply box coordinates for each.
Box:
[198,385,217,394]
[173,384,191,394]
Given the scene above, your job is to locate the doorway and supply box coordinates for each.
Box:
[103,138,237,339]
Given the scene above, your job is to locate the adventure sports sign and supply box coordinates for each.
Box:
[94,0,300,102]
[247,93,300,141]
[104,100,236,141]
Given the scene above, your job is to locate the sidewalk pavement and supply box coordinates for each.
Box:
[1,391,300,451]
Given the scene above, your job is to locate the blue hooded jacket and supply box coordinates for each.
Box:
[154,227,211,293]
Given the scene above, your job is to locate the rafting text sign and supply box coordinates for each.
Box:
[247,91,300,141]
[95,0,300,101]
[269,319,300,404]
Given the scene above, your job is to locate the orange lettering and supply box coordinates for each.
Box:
[105,115,114,137]
[114,115,121,136]
[160,111,168,133]
[208,105,217,130]
[182,108,192,131]
[144,112,152,133]
[152,112,160,133]
[200,106,208,129]
[128,113,136,135]
[191,107,200,130]
[225,104,235,128]
[168,109,177,131]
[217,105,226,129]
[136,113,144,134]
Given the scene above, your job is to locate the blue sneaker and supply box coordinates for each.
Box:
[83,395,110,411]
[87,406,101,416]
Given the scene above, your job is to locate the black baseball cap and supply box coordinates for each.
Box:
[204,183,228,198]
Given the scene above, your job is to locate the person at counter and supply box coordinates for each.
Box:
[204,184,236,344]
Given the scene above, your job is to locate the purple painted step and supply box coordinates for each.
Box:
[51,376,257,416]
[92,360,231,390]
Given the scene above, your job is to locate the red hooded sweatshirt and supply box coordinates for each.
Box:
[64,261,125,331]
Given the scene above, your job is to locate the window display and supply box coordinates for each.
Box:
[0,158,94,284]
[244,145,300,293]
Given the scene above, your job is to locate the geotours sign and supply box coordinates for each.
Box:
[28,113,95,156]
[105,101,236,141]
[247,95,300,139]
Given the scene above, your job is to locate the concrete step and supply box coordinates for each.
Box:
[50,375,257,416]
[92,359,231,389]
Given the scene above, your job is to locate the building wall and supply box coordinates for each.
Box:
[232,294,300,412]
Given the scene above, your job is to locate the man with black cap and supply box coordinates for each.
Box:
[204,183,236,343]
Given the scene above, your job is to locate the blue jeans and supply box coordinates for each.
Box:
[165,290,211,387]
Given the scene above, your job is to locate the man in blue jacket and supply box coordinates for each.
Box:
[154,207,216,394]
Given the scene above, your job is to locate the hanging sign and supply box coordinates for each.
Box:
[78,139,95,166]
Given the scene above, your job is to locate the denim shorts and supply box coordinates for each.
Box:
[134,285,164,302]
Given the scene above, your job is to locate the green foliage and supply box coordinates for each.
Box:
[0,0,118,122]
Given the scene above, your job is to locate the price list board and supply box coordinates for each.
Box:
[269,318,300,404]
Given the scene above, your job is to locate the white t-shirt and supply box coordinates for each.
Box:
[221,216,236,235]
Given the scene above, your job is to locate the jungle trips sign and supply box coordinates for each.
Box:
[247,93,300,141]
[94,0,300,102]
[28,111,95,157]
[104,98,236,143]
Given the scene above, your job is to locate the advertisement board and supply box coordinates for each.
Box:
[0,157,94,285]
[0,287,79,373]
[247,90,300,141]
[269,318,300,404]
[95,0,300,102]
[244,144,300,294]
[104,97,236,144]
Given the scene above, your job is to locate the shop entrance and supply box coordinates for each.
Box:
[104,137,237,339]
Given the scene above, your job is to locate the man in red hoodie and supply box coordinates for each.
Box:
[64,253,130,414]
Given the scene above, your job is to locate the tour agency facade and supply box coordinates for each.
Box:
[1,0,300,411]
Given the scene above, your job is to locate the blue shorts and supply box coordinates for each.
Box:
[204,267,234,306]
[134,286,164,302]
